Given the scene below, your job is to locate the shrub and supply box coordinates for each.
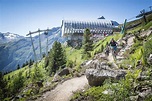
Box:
[11,72,24,93]
[143,38,152,65]
[66,60,74,68]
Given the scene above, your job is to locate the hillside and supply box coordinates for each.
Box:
[0,17,152,101]
[0,27,66,72]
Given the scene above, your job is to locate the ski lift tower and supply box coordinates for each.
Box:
[26,28,51,67]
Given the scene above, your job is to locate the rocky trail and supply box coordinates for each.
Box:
[36,34,138,101]
[36,76,88,101]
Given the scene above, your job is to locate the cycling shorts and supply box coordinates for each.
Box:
[111,46,117,51]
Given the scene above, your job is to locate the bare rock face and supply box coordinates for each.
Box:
[85,60,126,86]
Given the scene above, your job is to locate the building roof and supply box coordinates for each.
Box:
[62,19,112,26]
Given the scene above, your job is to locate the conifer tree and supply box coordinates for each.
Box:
[17,64,20,69]
[29,59,33,67]
[82,29,93,58]
[0,72,7,100]
[49,41,66,75]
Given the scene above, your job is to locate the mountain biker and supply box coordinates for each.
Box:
[109,38,118,54]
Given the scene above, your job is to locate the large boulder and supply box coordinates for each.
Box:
[86,68,126,86]
[85,61,126,86]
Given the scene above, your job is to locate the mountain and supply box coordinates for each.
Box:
[0,27,66,72]
[111,20,119,26]
[0,32,24,44]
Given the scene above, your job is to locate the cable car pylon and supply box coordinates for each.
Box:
[38,29,42,59]
[28,31,37,67]
[26,28,51,67]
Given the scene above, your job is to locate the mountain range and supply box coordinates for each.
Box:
[0,27,66,72]
[0,32,24,44]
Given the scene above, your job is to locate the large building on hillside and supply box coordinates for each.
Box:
[61,18,119,47]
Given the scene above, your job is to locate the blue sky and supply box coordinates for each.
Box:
[0,0,151,36]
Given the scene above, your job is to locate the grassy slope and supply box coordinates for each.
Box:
[71,18,152,101]
[65,47,84,65]
[4,59,48,87]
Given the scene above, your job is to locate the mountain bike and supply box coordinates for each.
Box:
[111,46,117,60]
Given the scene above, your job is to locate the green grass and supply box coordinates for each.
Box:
[142,21,152,30]
[130,46,143,61]
[127,26,142,33]
[65,47,85,65]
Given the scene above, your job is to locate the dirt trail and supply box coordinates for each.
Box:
[36,76,88,101]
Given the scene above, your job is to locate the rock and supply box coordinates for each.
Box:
[36,80,43,87]
[94,53,107,60]
[134,85,152,100]
[137,71,150,81]
[15,95,22,99]
[116,56,125,61]
[86,68,126,86]
[84,60,111,70]
[147,54,152,65]
[138,87,152,100]
[102,89,114,95]
[85,59,126,86]
[52,68,70,82]
[129,95,139,101]
[52,73,61,82]
[137,60,142,66]
[58,68,70,76]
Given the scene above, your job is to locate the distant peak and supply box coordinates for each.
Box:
[98,16,105,19]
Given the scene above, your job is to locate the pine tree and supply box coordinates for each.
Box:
[45,56,49,68]
[17,64,20,69]
[0,72,8,100]
[82,29,93,58]
[22,63,26,68]
[48,41,66,75]
[26,61,29,66]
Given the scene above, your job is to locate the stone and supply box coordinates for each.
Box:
[129,95,139,101]
[138,87,152,98]
[52,68,70,82]
[86,68,126,86]
[52,73,61,82]
[94,53,107,61]
[36,80,43,87]
[136,60,142,66]
[147,54,152,65]
[58,68,70,76]
[85,59,126,86]
[102,89,114,95]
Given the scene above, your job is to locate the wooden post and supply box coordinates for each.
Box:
[29,32,37,67]
[38,29,42,59]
